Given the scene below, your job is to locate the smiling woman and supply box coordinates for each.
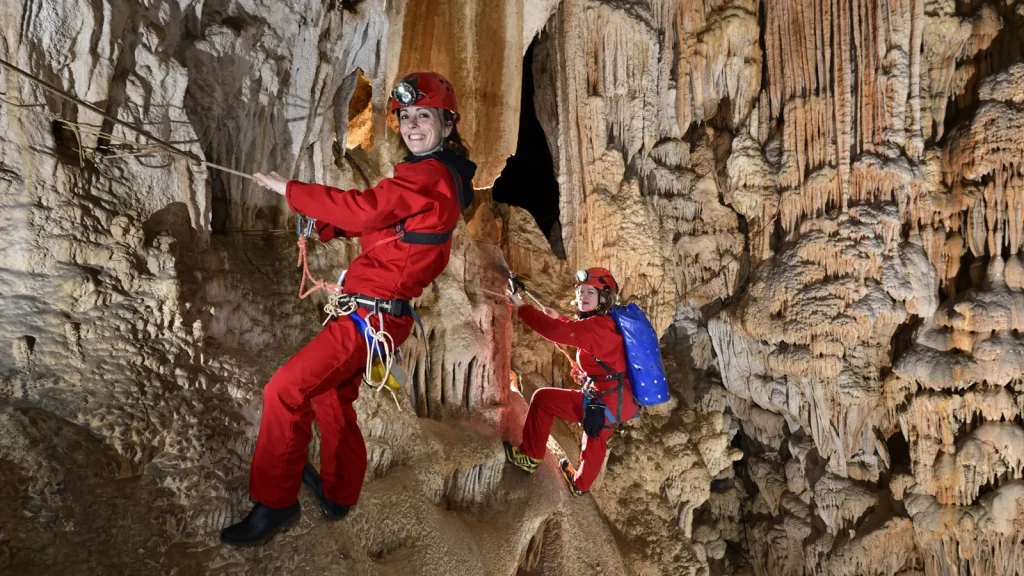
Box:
[389,71,471,160]
[222,70,477,547]
[398,107,451,155]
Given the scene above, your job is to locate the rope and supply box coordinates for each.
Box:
[523,289,546,309]
[0,56,412,406]
[0,57,782,307]
[555,343,588,386]
[293,221,403,406]
[0,57,252,180]
[296,236,347,301]
[360,313,400,409]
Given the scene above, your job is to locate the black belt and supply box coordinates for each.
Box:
[346,293,414,318]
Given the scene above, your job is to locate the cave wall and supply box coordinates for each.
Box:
[6,0,1024,574]
[525,0,1024,574]
[0,0,639,574]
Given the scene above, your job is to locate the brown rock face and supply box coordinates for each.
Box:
[5,0,1024,574]
[395,0,524,186]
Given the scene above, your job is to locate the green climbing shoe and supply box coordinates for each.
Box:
[503,441,540,474]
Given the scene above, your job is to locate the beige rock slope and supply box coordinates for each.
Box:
[7,0,1024,574]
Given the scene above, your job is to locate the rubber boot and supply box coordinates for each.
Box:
[302,462,351,520]
[220,501,301,546]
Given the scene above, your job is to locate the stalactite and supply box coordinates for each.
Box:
[814,473,880,535]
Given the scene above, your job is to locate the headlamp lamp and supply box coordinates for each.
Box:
[574,269,588,283]
[392,81,418,106]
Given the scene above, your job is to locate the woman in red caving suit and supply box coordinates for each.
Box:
[221,71,477,546]
[503,268,637,496]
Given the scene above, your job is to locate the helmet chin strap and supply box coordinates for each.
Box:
[413,140,445,156]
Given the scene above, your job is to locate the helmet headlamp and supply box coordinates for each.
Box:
[392,81,418,106]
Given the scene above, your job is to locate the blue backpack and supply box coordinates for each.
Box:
[609,302,670,407]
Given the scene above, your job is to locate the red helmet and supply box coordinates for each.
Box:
[574,267,618,293]
[388,71,460,123]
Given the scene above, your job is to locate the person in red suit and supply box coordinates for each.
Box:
[221,71,476,546]
[503,268,637,496]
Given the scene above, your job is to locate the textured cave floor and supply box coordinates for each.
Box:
[0,343,627,576]
[0,395,625,576]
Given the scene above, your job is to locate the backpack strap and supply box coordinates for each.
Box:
[591,355,626,429]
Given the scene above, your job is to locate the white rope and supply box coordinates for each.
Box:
[523,289,546,309]
[322,294,358,324]
[361,312,401,410]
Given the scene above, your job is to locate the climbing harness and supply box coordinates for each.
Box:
[333,293,430,407]
[292,214,399,402]
[588,356,632,434]
[287,150,472,408]
[291,152,470,401]
[554,343,630,435]
[292,212,440,410]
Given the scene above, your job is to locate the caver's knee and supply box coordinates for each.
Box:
[262,368,301,409]
[529,387,558,406]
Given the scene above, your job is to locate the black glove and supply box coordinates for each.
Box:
[583,400,607,438]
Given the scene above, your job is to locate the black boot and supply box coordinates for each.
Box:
[221,501,301,547]
[302,462,351,521]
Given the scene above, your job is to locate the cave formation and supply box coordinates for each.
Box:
[4,0,1024,574]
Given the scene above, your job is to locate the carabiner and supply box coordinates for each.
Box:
[508,272,526,295]
[296,214,316,238]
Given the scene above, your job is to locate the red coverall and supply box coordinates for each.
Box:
[249,157,462,509]
[516,305,638,492]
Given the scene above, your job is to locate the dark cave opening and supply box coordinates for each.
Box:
[492,39,564,259]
